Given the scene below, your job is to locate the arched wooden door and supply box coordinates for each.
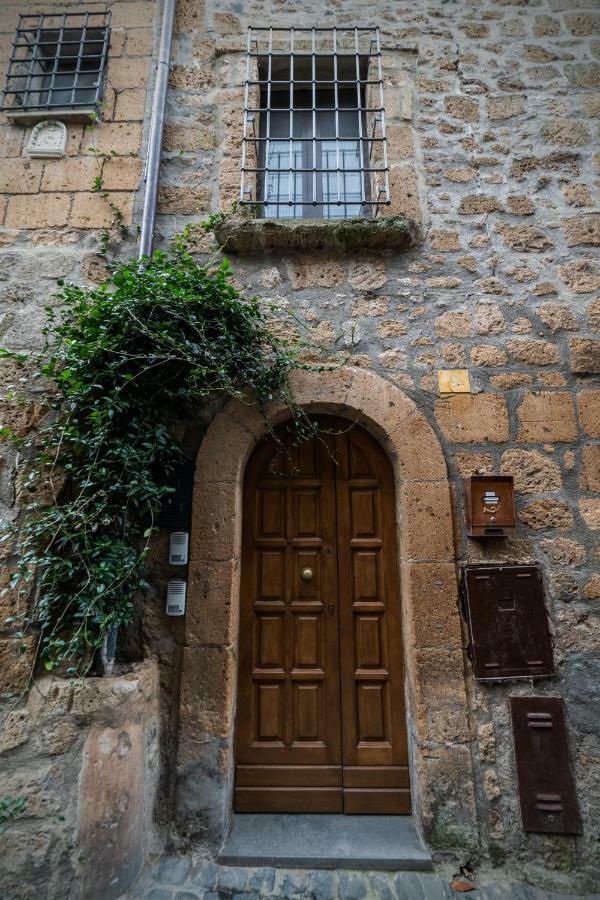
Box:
[234,417,410,814]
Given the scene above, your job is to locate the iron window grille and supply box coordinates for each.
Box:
[1,11,110,114]
[241,27,390,219]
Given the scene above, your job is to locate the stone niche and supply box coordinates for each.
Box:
[0,661,160,900]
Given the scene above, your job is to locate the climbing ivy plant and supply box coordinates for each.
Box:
[8,230,318,676]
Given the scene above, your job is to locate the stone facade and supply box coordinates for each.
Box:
[0,0,599,896]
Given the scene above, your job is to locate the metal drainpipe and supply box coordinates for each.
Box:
[138,0,176,260]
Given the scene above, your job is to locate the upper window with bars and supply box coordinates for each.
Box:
[1,11,110,119]
[240,27,390,220]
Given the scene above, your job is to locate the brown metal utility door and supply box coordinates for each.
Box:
[235,418,410,814]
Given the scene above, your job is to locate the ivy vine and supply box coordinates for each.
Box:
[6,229,319,676]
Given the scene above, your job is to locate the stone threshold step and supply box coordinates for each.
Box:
[219,814,433,872]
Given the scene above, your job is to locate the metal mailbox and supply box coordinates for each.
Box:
[463,474,516,538]
[511,696,582,835]
[463,565,555,680]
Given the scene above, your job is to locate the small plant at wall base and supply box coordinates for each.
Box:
[5,240,319,677]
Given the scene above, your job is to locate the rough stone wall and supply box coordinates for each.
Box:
[0,0,598,895]
[0,661,161,900]
[157,0,599,891]
[0,0,161,689]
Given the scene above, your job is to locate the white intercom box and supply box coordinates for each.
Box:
[169,531,189,565]
[166,579,186,616]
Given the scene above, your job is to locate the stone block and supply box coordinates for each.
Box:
[434,311,472,338]
[537,303,580,332]
[563,215,600,247]
[458,196,503,216]
[496,223,553,252]
[392,413,448,481]
[191,480,240,566]
[101,157,143,191]
[564,63,600,89]
[500,449,562,493]
[453,451,493,476]
[402,563,462,650]
[125,28,154,57]
[577,390,600,438]
[157,185,211,216]
[475,302,505,335]
[516,392,577,443]
[540,537,586,565]
[444,95,479,122]
[286,257,346,289]
[349,260,387,290]
[588,298,600,332]
[186,558,239,647]
[0,125,24,157]
[579,499,600,530]
[400,482,454,561]
[570,338,600,374]
[5,194,71,229]
[0,635,35,695]
[0,159,42,194]
[163,120,216,152]
[434,394,509,443]
[507,339,560,366]
[110,2,156,29]
[89,122,143,156]
[70,192,134,228]
[581,445,600,491]
[388,163,422,222]
[470,346,507,367]
[41,158,99,193]
[409,649,470,744]
[114,88,146,122]
[430,230,460,251]
[78,723,146,899]
[487,95,526,120]
[180,645,233,737]
[519,499,573,530]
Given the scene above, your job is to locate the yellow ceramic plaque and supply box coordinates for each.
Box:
[438,369,471,394]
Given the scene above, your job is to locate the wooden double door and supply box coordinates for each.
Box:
[234,418,410,814]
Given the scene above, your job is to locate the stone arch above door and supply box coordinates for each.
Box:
[177,366,478,853]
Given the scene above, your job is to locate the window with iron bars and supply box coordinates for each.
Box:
[1,11,110,116]
[241,27,390,220]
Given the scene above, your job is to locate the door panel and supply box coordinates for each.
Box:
[234,418,410,814]
[235,424,343,812]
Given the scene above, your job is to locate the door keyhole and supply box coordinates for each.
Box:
[328,603,335,616]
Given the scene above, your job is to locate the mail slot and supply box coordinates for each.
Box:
[463,475,516,538]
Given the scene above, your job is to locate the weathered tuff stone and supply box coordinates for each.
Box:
[558,260,600,294]
[569,338,600,374]
[537,303,579,333]
[563,215,600,247]
[444,95,480,122]
[349,261,387,291]
[470,346,507,367]
[286,257,345,289]
[487,95,526,120]
[434,394,509,443]
[540,537,586,565]
[579,499,600,530]
[475,302,505,335]
[496,224,554,252]
[519,499,574,530]
[453,451,493,476]
[581,445,600,491]
[588,299,600,332]
[458,195,503,215]
[577,390,600,438]
[434,311,473,337]
[516,392,578,442]
[501,449,562,493]
[213,215,420,255]
[507,339,560,366]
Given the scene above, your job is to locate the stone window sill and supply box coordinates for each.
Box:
[213,213,421,255]
[7,107,97,126]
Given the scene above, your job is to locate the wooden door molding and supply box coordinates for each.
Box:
[178,366,476,849]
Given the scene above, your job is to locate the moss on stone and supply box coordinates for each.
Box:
[213,213,420,255]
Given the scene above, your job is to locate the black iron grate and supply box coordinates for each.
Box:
[1,11,111,113]
[241,27,390,219]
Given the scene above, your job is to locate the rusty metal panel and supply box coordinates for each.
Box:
[463,565,554,680]
[511,696,582,835]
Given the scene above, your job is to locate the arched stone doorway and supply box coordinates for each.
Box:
[176,366,477,852]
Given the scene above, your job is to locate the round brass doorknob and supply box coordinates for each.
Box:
[301,567,313,582]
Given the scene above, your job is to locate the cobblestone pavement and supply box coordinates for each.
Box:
[125,856,600,900]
